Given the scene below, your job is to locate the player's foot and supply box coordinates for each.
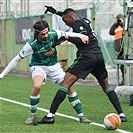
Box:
[79,116,92,123]
[129,94,133,106]
[25,114,36,125]
[38,116,54,124]
[118,113,127,122]
[129,101,133,106]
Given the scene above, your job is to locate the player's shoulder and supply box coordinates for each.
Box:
[73,18,89,28]
[72,19,87,32]
[75,18,91,24]
[49,29,56,34]
[49,29,58,39]
[27,37,37,45]
[74,19,84,25]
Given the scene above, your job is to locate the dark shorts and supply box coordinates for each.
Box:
[67,52,108,82]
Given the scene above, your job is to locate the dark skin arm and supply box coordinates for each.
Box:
[52,36,88,48]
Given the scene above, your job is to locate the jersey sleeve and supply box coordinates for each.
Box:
[19,42,33,59]
[56,11,63,17]
[0,43,33,78]
[53,30,66,39]
[54,29,85,39]
[0,55,22,78]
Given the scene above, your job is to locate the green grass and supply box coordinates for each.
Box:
[0,75,133,133]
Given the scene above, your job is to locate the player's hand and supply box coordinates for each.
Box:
[45,5,57,14]
[81,36,89,44]
[0,74,4,79]
[52,36,66,48]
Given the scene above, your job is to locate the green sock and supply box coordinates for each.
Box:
[68,92,83,116]
[30,95,40,114]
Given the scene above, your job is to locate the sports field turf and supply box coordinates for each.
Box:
[0,75,133,133]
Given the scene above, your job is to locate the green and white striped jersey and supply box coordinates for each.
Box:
[19,29,59,66]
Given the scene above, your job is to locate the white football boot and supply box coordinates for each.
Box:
[25,114,36,125]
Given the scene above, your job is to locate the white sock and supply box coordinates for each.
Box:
[68,91,77,97]
[78,113,84,117]
[119,113,125,117]
[47,112,55,117]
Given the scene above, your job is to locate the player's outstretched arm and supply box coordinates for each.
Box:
[0,55,22,79]
[67,36,89,45]
[64,32,89,44]
[45,5,63,16]
[66,36,89,44]
[52,34,89,48]
[52,30,89,48]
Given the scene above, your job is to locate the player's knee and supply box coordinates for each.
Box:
[99,78,110,92]
[33,83,42,91]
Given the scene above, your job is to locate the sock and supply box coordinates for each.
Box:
[105,88,123,114]
[47,112,55,117]
[68,92,83,117]
[50,86,68,114]
[30,95,40,114]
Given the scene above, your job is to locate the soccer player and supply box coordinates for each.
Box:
[0,20,91,124]
[38,7,127,124]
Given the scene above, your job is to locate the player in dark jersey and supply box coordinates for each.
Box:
[38,7,127,124]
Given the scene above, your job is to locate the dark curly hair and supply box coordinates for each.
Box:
[33,20,49,39]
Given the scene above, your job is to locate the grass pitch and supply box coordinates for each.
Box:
[0,75,133,133]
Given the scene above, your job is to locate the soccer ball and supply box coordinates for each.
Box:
[104,113,121,130]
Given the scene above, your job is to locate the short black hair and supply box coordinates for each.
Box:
[63,8,76,15]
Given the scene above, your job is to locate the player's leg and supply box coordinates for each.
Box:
[93,53,127,122]
[38,72,92,124]
[98,78,127,122]
[38,72,79,124]
[25,67,44,125]
[67,87,91,123]
[48,63,82,116]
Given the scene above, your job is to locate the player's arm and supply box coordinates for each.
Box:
[45,5,63,17]
[66,36,88,45]
[0,43,33,79]
[51,30,89,48]
[0,55,22,79]
[65,31,89,44]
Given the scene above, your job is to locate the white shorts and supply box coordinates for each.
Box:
[30,63,65,84]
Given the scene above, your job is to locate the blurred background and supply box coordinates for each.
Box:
[0,0,133,85]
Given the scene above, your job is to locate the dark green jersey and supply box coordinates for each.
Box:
[29,30,58,66]
[19,30,59,66]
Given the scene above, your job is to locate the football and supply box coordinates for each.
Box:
[104,113,121,130]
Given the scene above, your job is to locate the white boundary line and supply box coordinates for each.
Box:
[0,97,132,133]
